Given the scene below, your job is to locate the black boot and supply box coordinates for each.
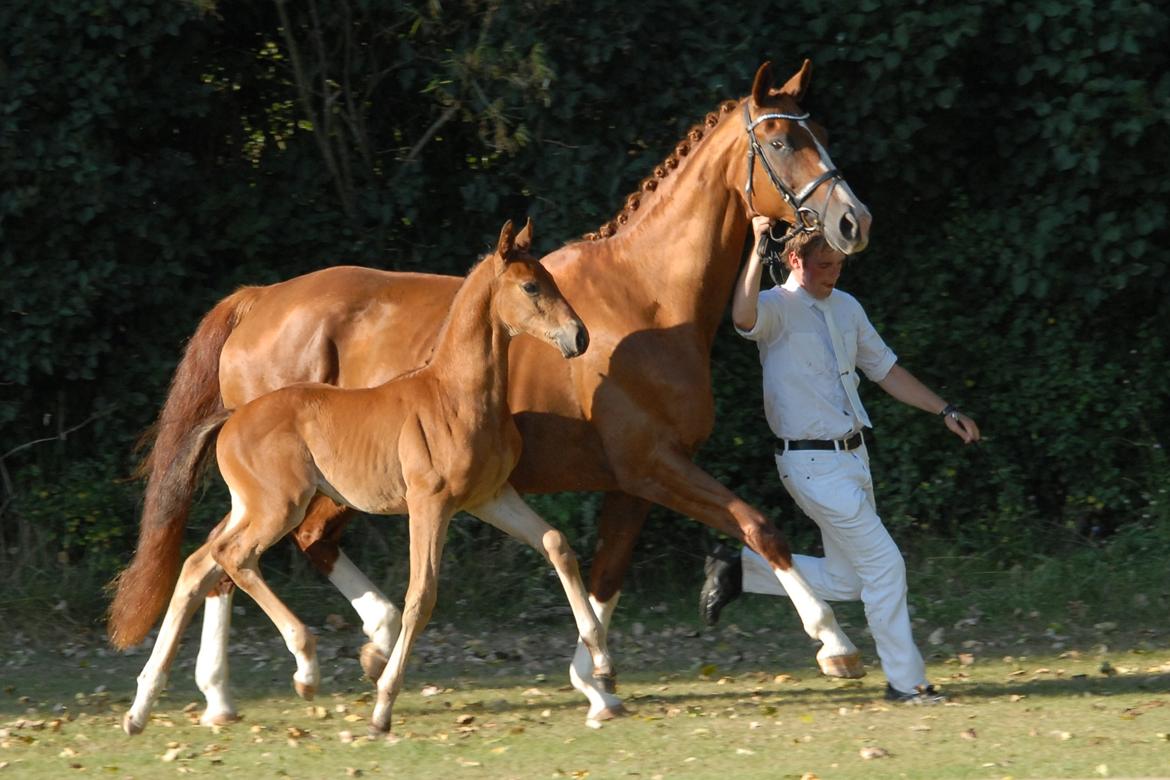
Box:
[699,544,742,626]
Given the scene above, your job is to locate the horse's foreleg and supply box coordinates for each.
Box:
[124,545,224,735]
[292,498,402,680]
[195,578,240,726]
[617,450,862,678]
[468,485,619,722]
[370,503,451,735]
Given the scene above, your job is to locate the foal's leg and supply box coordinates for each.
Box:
[124,544,225,735]
[370,500,452,735]
[291,497,402,680]
[468,484,618,721]
[212,497,321,701]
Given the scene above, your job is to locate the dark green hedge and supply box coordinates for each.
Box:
[2,0,1167,581]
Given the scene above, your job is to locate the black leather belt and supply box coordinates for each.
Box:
[777,431,865,454]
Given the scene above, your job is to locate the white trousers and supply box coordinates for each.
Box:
[741,444,928,693]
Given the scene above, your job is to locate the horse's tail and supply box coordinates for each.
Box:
[106,286,261,649]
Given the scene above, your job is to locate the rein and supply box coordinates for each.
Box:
[742,102,842,236]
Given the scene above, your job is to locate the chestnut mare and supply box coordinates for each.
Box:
[120,220,606,736]
[109,61,872,726]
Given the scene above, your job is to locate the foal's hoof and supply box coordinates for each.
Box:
[818,652,866,679]
[122,711,145,736]
[294,680,317,700]
[360,642,389,681]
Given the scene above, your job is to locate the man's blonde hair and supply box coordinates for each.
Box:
[783,230,829,268]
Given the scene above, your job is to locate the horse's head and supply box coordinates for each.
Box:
[742,60,871,255]
[492,218,589,358]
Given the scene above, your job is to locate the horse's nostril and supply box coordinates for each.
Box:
[839,211,858,242]
[575,326,589,355]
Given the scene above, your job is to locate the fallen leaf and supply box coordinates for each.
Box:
[859,746,889,760]
[960,728,977,740]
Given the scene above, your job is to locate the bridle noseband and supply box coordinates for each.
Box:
[743,102,842,238]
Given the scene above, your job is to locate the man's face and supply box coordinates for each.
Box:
[793,243,846,299]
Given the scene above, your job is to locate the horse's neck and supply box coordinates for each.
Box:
[564,111,750,342]
[421,262,510,416]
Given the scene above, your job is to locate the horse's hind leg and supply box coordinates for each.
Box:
[195,578,239,726]
[468,485,621,723]
[193,512,242,727]
[124,544,225,735]
[569,490,651,721]
[370,501,452,735]
[292,496,402,681]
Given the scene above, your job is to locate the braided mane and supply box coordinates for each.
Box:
[581,99,741,241]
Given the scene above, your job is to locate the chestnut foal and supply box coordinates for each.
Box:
[122,220,607,736]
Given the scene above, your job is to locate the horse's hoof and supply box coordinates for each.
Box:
[122,711,145,736]
[360,642,389,681]
[367,718,391,737]
[818,652,866,679]
[587,703,630,724]
[200,710,241,727]
[294,680,317,700]
[595,672,618,695]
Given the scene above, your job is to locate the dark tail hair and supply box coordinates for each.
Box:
[106,287,260,649]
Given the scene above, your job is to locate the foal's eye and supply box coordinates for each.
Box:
[521,281,540,296]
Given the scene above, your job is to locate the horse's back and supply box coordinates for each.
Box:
[220,266,462,408]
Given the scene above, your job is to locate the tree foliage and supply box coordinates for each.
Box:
[2,0,1168,583]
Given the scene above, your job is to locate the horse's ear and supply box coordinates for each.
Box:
[495,219,515,271]
[513,217,534,256]
[750,61,774,108]
[775,59,812,102]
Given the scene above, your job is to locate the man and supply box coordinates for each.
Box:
[701,216,981,703]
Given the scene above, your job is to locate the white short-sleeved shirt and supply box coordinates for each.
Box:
[736,276,897,441]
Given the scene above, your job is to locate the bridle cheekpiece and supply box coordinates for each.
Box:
[743,102,842,238]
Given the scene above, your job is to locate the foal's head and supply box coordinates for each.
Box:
[490,219,588,358]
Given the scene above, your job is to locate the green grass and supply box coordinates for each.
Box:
[3,594,1169,780]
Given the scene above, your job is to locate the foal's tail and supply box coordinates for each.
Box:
[106,287,261,650]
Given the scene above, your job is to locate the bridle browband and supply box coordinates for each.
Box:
[742,102,843,242]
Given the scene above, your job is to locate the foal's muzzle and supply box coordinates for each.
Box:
[556,320,589,358]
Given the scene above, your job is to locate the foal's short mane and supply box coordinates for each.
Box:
[581,99,740,242]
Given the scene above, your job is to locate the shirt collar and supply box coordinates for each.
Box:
[782,275,831,308]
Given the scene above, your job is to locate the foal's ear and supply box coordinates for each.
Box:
[750,61,774,108]
[513,217,534,256]
[495,219,516,271]
[774,59,812,103]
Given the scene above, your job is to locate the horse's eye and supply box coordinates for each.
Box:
[770,139,788,152]
[522,281,539,296]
